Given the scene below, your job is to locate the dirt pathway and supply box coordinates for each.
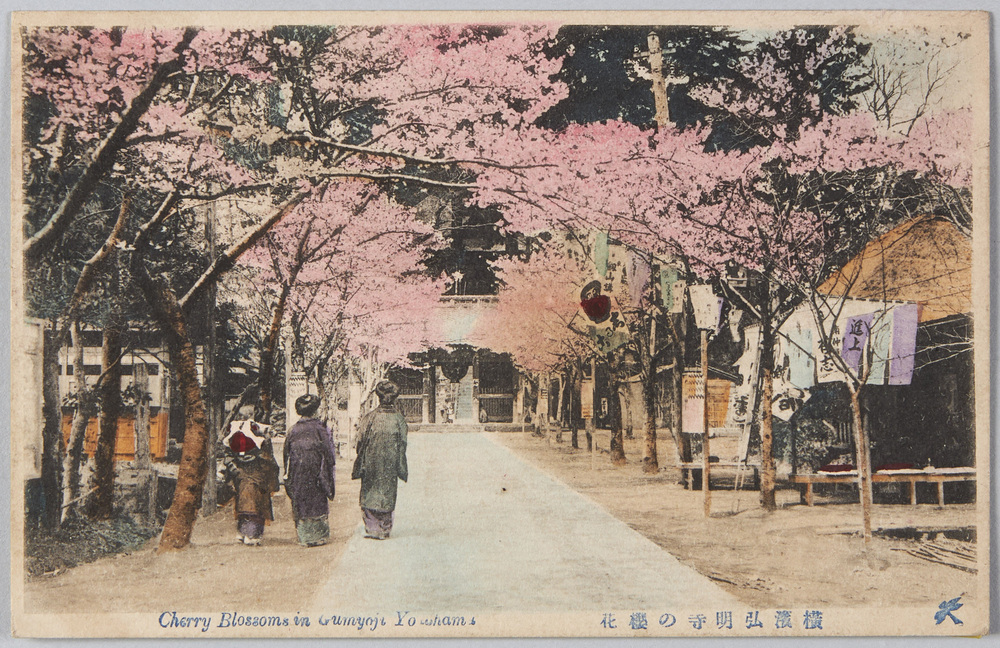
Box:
[491,431,981,610]
[313,433,735,612]
[21,430,980,620]
[23,470,362,613]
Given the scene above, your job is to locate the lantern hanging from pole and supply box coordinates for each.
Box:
[688,284,724,333]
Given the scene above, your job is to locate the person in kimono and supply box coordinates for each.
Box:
[222,420,280,546]
[283,394,337,547]
[352,381,408,540]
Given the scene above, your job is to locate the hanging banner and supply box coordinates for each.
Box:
[579,281,630,353]
[771,388,809,422]
[670,280,686,314]
[660,265,679,310]
[587,321,629,353]
[594,231,609,278]
[626,250,651,307]
[787,323,815,389]
[603,243,629,303]
[688,284,724,333]
[841,312,874,375]
[867,311,893,385]
[728,307,743,342]
[888,303,920,385]
[727,323,761,427]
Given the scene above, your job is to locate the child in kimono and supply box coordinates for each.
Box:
[223,420,280,546]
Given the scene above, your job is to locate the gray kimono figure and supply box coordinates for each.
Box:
[352,381,408,539]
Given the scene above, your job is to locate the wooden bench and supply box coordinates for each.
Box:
[790,468,976,506]
[679,462,760,490]
[679,426,758,490]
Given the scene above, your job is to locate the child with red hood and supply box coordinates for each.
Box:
[222,420,280,546]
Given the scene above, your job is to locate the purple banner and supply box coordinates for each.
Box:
[627,250,651,307]
[888,303,919,385]
[841,313,873,375]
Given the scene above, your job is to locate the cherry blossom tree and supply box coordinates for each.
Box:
[472,120,740,469]
[240,181,448,424]
[20,25,271,529]
[21,21,574,547]
[467,241,592,439]
[608,106,974,527]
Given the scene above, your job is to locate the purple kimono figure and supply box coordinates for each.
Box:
[283,394,337,547]
[352,381,408,540]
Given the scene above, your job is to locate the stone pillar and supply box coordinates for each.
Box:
[538,372,550,436]
[346,376,363,460]
[282,341,308,480]
[471,353,481,425]
[513,372,524,424]
[422,366,435,424]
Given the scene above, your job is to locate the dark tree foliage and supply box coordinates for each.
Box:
[540,25,870,151]
[538,25,749,130]
[714,26,871,147]
[539,25,659,129]
[417,196,513,296]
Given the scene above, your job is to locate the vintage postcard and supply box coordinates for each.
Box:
[9,10,990,638]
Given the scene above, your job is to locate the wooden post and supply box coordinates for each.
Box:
[40,326,65,530]
[201,199,218,515]
[588,358,597,469]
[701,329,711,517]
[758,282,777,512]
[134,363,155,526]
[647,32,670,126]
[539,371,550,438]
[645,32,690,128]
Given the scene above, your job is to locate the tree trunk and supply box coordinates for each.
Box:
[202,204,219,514]
[669,312,692,464]
[40,326,65,530]
[89,316,123,519]
[850,388,874,543]
[622,386,634,440]
[642,358,659,473]
[425,365,437,425]
[571,366,581,449]
[554,373,566,442]
[608,358,626,466]
[140,273,210,552]
[63,321,90,520]
[258,287,290,423]
[758,300,777,512]
[315,361,331,427]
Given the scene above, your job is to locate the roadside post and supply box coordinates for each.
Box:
[689,285,724,517]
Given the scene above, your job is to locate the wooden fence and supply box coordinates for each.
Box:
[61,411,169,461]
